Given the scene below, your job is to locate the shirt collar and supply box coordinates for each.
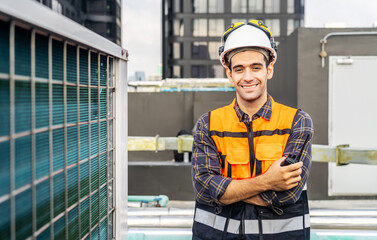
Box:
[234,94,272,122]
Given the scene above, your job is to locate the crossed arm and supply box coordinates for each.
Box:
[192,111,313,208]
[218,157,302,206]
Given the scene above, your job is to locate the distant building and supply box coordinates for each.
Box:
[35,0,122,45]
[162,0,305,79]
[135,71,146,81]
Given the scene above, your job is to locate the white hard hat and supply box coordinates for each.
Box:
[219,20,277,68]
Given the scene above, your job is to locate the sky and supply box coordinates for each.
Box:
[122,0,377,80]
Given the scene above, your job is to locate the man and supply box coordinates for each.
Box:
[191,20,313,240]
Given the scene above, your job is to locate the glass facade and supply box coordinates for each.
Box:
[192,65,207,78]
[173,42,181,59]
[248,0,263,13]
[208,42,220,60]
[173,0,182,13]
[0,20,115,239]
[287,0,294,13]
[193,0,207,13]
[209,65,225,78]
[173,19,184,37]
[192,42,208,59]
[208,19,224,37]
[173,65,182,78]
[287,19,294,36]
[232,18,247,24]
[231,0,247,13]
[193,19,208,36]
[209,0,224,13]
[265,0,280,13]
[193,0,224,13]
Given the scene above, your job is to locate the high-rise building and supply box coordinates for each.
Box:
[162,0,305,79]
[35,0,122,45]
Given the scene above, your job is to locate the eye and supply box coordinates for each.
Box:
[234,68,243,73]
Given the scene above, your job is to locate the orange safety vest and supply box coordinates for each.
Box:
[209,98,298,179]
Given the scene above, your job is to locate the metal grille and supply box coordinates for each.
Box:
[0,19,115,239]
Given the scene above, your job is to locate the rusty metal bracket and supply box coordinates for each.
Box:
[336,144,350,166]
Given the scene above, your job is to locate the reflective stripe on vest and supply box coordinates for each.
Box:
[195,208,310,235]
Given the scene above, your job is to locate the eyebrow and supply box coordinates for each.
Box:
[232,62,264,69]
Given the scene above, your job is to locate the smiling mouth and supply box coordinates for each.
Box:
[240,83,259,89]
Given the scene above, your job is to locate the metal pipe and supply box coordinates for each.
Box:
[128,195,169,207]
[128,136,377,165]
[320,31,377,67]
[127,208,377,230]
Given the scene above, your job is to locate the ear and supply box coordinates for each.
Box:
[226,67,234,83]
[267,62,274,80]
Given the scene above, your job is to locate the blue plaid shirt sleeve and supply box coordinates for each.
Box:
[260,110,313,209]
[191,112,232,206]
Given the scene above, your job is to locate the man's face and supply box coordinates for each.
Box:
[226,50,274,105]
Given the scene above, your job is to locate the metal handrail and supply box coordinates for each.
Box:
[128,78,235,92]
[128,136,377,165]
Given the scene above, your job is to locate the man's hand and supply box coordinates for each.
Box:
[261,157,302,191]
[243,195,268,206]
[219,157,302,205]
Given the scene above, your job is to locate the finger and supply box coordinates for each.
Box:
[290,175,301,184]
[289,170,302,180]
[286,161,303,171]
[292,168,302,176]
[289,182,299,189]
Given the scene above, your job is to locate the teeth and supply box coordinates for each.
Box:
[242,84,258,88]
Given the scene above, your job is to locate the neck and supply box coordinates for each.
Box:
[237,93,268,118]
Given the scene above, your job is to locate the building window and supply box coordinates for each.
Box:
[287,0,294,13]
[208,0,224,13]
[52,0,62,14]
[173,43,181,59]
[264,19,280,37]
[208,42,220,60]
[173,0,182,13]
[193,0,207,13]
[232,18,247,24]
[193,19,207,36]
[173,65,182,78]
[208,19,224,37]
[231,0,247,13]
[173,19,184,36]
[265,0,280,13]
[192,65,207,78]
[287,19,301,36]
[209,65,225,78]
[248,0,263,13]
[287,19,294,36]
[192,42,208,59]
[296,19,303,28]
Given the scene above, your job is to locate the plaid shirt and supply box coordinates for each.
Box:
[191,95,313,210]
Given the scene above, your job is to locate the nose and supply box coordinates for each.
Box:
[243,68,255,82]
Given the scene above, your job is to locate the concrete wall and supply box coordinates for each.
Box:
[271,30,299,108]
[128,91,235,162]
[128,162,194,200]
